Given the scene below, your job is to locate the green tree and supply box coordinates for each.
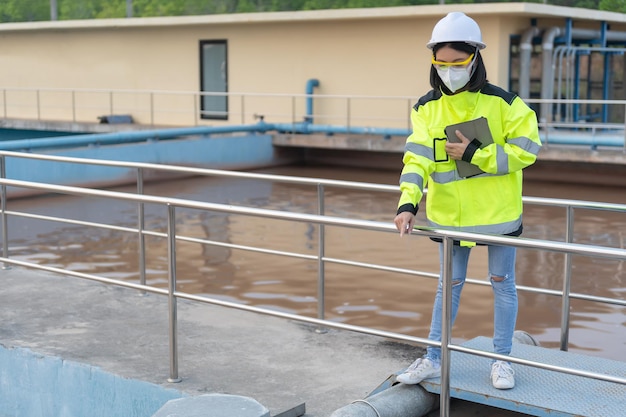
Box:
[0,0,50,22]
[549,0,600,8]
[133,0,186,17]
[1,0,626,23]
[59,0,104,20]
[600,0,626,13]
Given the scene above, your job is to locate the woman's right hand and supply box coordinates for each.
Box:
[394,212,415,237]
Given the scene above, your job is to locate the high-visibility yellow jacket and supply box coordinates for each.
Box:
[397,84,541,239]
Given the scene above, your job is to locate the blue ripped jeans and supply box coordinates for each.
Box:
[425,243,518,364]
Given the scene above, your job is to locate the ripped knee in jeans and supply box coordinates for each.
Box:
[490,274,506,282]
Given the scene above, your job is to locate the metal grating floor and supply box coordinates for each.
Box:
[420,336,626,417]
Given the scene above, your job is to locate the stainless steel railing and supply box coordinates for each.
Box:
[0,149,624,329]
[0,153,624,414]
[0,87,417,129]
[2,87,626,146]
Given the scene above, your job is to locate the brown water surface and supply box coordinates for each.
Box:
[6,165,625,361]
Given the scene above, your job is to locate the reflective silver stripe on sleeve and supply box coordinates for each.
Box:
[405,142,434,159]
[508,136,541,156]
[399,172,424,190]
[427,215,522,235]
[496,146,509,174]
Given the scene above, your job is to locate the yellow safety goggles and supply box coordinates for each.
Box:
[431,53,474,70]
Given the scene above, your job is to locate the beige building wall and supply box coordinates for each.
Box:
[0,3,625,127]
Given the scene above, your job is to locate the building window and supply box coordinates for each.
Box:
[200,40,228,120]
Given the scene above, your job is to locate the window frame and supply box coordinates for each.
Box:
[199,39,228,120]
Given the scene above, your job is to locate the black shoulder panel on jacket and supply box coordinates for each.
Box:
[480,83,517,106]
[413,89,442,111]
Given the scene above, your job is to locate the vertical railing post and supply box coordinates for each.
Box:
[137,168,146,292]
[622,104,626,153]
[316,183,327,332]
[150,92,155,127]
[36,90,41,120]
[291,95,296,132]
[166,204,181,383]
[560,205,574,351]
[346,97,351,131]
[2,89,6,119]
[109,91,114,115]
[439,235,454,417]
[0,155,10,269]
[241,94,246,125]
[72,91,76,122]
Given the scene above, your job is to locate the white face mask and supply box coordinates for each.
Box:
[436,64,473,93]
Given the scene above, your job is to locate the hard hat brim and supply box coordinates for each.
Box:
[427,40,486,50]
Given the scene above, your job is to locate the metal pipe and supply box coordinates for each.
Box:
[150,92,154,127]
[602,50,611,123]
[166,204,181,383]
[560,206,574,351]
[291,96,296,130]
[330,384,437,417]
[241,94,246,125]
[0,156,8,269]
[36,90,41,121]
[541,27,562,124]
[623,104,626,153]
[305,78,320,122]
[407,98,412,132]
[439,236,453,417]
[273,121,411,137]
[50,0,58,21]
[317,183,326,326]
[2,177,625,262]
[540,23,626,124]
[0,109,624,153]
[0,123,272,151]
[137,168,146,292]
[555,46,566,112]
[330,330,541,417]
[519,26,542,100]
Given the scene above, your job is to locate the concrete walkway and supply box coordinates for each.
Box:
[0,267,526,416]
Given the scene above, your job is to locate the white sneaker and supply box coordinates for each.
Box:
[491,360,515,389]
[396,358,441,385]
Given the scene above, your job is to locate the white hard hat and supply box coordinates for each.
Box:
[427,12,486,50]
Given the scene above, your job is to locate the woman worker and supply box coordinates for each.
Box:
[393,12,541,390]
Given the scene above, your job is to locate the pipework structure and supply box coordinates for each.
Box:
[512,17,626,126]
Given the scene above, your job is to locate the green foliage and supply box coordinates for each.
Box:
[0,0,50,22]
[548,0,600,8]
[600,0,626,13]
[59,0,106,20]
[0,0,624,22]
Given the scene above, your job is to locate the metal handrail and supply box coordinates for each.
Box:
[0,150,624,310]
[0,152,626,411]
[2,86,626,139]
[0,175,624,415]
